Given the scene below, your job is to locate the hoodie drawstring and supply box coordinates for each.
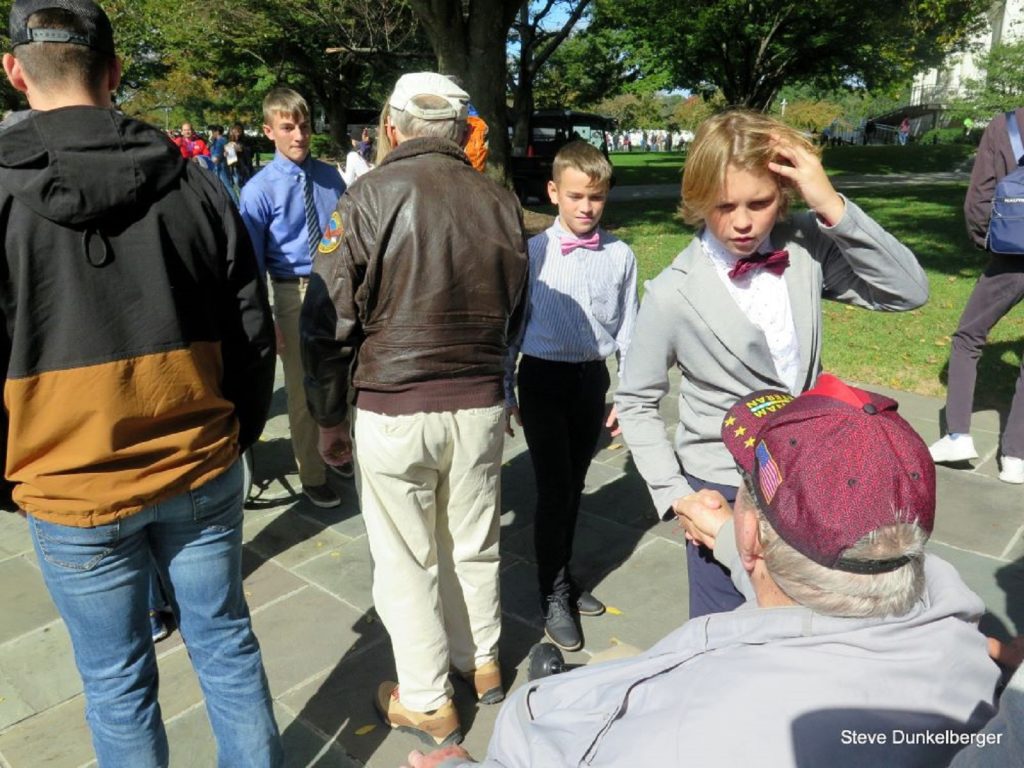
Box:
[83,227,113,267]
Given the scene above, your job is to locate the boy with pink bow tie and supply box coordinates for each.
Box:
[504,140,639,653]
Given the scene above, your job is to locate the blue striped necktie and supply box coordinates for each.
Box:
[303,171,320,259]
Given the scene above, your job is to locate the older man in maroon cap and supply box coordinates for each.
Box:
[408,374,1001,768]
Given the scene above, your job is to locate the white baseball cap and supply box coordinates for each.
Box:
[388,72,470,121]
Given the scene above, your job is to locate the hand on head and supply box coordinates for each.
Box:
[766,133,845,224]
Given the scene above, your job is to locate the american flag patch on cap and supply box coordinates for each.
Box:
[756,441,782,502]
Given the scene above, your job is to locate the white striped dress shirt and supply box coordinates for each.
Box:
[505,220,640,406]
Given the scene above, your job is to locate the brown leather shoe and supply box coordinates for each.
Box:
[457,659,504,704]
[374,681,462,747]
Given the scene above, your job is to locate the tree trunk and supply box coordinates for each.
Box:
[325,100,349,151]
[511,75,534,156]
[411,0,520,184]
[510,2,534,156]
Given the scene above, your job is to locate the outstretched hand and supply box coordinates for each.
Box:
[671,489,732,549]
[766,134,845,226]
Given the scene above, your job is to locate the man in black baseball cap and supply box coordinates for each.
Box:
[9,0,115,56]
[0,2,282,766]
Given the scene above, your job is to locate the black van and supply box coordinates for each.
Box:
[510,109,614,203]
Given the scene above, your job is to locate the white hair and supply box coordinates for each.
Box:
[390,94,465,144]
[741,480,928,618]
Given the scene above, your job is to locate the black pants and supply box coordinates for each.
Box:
[518,355,610,601]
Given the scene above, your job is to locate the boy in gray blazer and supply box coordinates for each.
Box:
[615,108,928,618]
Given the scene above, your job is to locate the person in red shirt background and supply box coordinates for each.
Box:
[173,122,209,160]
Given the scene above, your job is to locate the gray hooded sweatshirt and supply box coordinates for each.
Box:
[445,549,998,767]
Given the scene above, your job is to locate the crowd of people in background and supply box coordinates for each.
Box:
[609,127,694,152]
[166,120,257,199]
[166,119,377,201]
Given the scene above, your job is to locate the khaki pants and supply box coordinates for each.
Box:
[271,279,324,488]
[354,405,504,712]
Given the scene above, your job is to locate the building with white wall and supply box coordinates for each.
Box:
[911,0,1024,105]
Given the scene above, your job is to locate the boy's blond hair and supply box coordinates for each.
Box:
[679,109,820,226]
[552,140,613,188]
[262,87,310,126]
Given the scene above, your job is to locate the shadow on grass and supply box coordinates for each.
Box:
[821,144,975,176]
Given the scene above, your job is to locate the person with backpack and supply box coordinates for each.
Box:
[929,107,1024,484]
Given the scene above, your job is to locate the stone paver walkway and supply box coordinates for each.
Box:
[0,354,1021,767]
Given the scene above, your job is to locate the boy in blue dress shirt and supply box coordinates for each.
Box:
[505,141,639,651]
[240,88,347,507]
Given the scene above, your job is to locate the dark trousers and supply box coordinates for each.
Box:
[683,473,745,618]
[946,254,1024,457]
[518,355,610,601]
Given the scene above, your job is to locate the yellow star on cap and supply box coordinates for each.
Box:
[724,416,736,427]
[744,437,755,448]
[734,426,746,437]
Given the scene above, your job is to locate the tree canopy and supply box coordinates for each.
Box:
[587,0,991,109]
[955,41,1024,121]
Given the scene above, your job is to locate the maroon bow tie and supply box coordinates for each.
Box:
[728,249,790,280]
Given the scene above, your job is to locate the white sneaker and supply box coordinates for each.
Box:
[999,456,1024,484]
[929,434,979,463]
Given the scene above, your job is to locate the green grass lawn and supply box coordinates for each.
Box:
[609,144,976,186]
[527,181,1024,404]
[820,144,976,175]
[610,152,687,186]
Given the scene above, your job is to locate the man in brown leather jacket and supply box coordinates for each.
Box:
[300,72,529,748]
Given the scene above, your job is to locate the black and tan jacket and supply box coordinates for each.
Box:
[0,107,275,526]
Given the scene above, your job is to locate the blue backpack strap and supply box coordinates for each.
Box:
[1008,111,1024,166]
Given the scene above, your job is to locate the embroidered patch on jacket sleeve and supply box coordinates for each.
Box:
[318,210,344,254]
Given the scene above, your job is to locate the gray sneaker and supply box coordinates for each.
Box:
[544,594,582,652]
[303,484,341,508]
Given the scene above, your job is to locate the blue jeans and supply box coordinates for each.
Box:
[29,460,282,768]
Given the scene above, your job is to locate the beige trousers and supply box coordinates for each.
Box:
[271,279,325,488]
[354,405,504,712]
